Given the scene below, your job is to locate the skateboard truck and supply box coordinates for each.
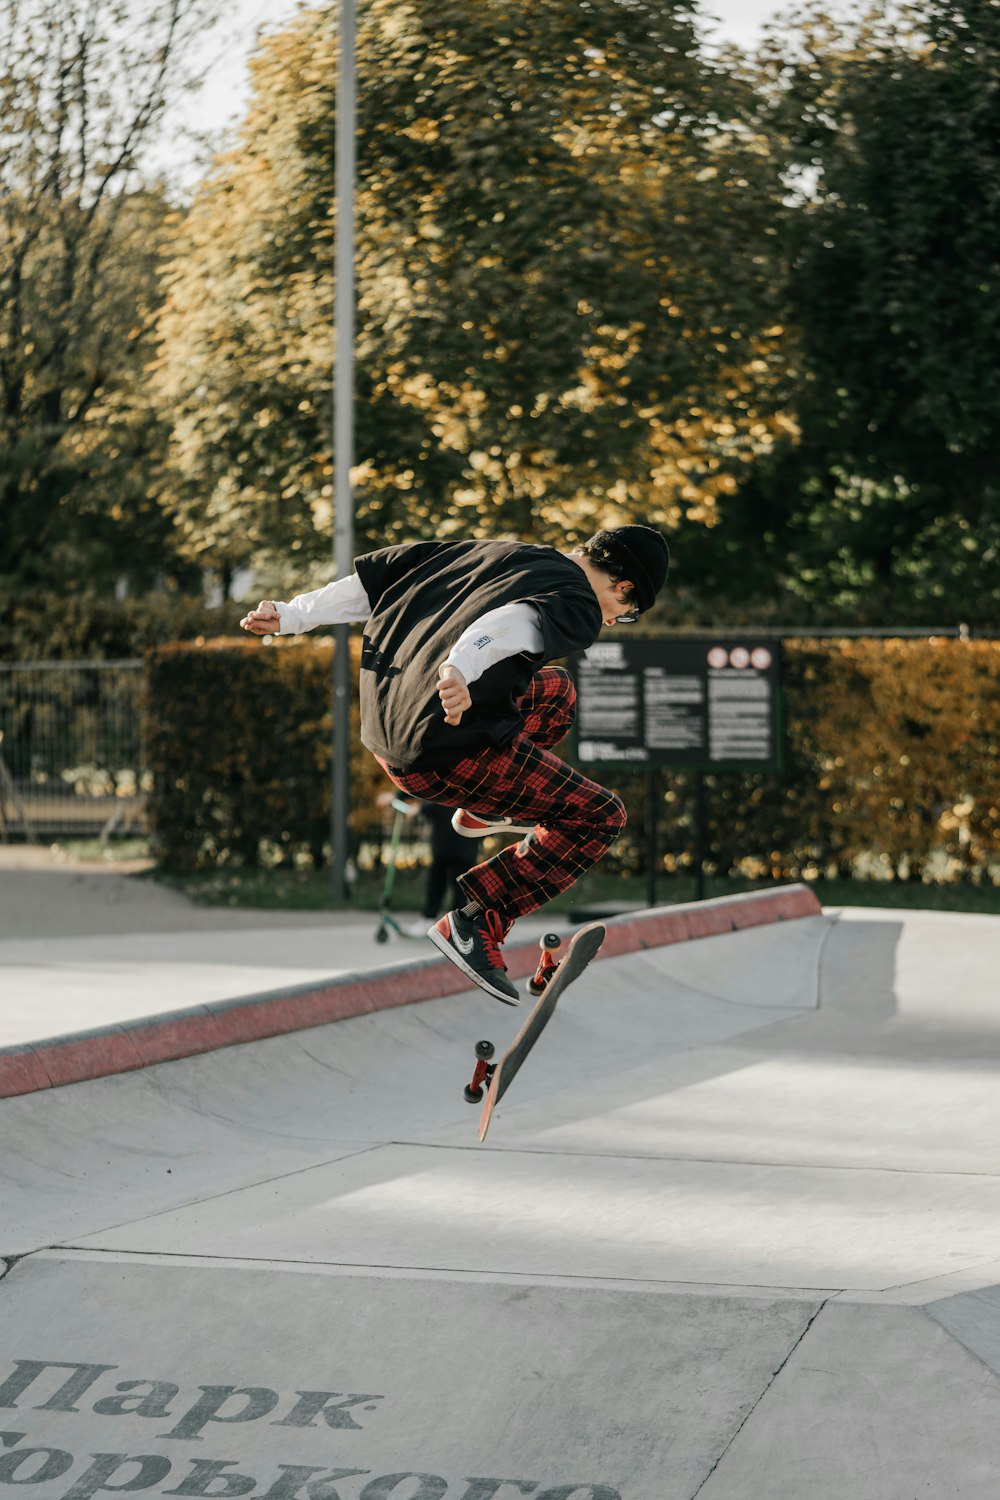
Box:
[464,1039,496,1103]
[526,932,562,998]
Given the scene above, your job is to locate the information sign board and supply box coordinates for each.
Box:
[572,637,783,771]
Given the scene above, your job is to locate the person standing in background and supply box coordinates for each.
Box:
[405,801,475,938]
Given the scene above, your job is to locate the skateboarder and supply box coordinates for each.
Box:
[240,527,669,1005]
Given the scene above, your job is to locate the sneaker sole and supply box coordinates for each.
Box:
[452,818,536,839]
[428,925,521,1006]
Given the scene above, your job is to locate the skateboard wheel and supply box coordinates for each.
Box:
[540,932,561,952]
[475,1039,495,1060]
[464,1085,484,1103]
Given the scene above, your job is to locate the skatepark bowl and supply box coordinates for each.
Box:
[3,893,1000,1498]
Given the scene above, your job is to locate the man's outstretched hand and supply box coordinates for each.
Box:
[240,601,280,636]
[438,663,471,726]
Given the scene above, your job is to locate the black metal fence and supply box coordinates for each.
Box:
[0,660,148,842]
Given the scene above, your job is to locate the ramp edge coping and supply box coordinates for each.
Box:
[0,883,821,1098]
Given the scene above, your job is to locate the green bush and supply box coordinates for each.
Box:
[145,636,385,872]
[144,635,1000,885]
[612,639,1000,887]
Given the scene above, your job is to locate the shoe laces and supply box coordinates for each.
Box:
[481,909,507,970]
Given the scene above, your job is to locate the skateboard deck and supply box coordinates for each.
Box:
[475,922,605,1141]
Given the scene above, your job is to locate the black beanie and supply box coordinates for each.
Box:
[592,526,671,614]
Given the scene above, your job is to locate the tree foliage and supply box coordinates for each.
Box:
[154,0,795,590]
[0,0,219,594]
[742,0,1000,621]
[6,0,996,628]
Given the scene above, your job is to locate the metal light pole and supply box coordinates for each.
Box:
[331,0,356,900]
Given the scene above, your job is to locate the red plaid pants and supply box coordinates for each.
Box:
[377,667,626,925]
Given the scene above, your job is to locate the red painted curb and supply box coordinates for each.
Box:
[0,884,822,1099]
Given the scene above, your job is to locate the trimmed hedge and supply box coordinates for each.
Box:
[622,638,1000,887]
[145,635,1000,884]
[782,638,1000,881]
[145,636,384,872]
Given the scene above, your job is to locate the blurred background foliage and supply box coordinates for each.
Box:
[2,0,998,640]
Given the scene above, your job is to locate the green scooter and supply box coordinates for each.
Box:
[374,796,421,944]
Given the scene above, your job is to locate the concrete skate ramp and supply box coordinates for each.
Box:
[3,907,1000,1498]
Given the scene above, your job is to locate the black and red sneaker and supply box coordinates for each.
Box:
[429,908,520,1006]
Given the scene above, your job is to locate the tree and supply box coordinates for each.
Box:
[154,0,795,590]
[746,0,1000,622]
[0,0,219,595]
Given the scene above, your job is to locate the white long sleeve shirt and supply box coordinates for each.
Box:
[276,574,544,687]
[276,574,372,633]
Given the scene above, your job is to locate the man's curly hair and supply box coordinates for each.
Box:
[573,535,637,603]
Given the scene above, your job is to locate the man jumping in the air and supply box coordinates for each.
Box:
[240,526,669,1005]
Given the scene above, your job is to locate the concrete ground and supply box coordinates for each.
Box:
[1,851,999,1497]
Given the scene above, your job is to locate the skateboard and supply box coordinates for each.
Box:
[464,921,606,1141]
